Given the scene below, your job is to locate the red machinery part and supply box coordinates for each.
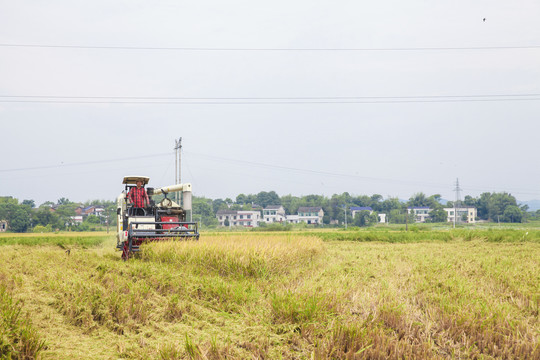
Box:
[161,216,180,229]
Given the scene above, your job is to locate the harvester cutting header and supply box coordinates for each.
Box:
[116,176,199,260]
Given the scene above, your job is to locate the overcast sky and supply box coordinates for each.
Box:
[1,1,539,206]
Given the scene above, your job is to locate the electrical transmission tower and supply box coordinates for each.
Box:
[453,178,462,228]
[174,138,182,203]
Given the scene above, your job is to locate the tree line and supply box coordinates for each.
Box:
[193,191,536,227]
[1,191,536,232]
[0,197,115,233]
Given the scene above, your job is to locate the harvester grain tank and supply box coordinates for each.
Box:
[116,176,199,260]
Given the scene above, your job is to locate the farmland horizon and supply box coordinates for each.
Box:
[2,191,539,212]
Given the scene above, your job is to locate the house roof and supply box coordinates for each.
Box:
[443,207,476,210]
[216,210,237,215]
[350,206,373,211]
[298,206,322,212]
[264,205,283,210]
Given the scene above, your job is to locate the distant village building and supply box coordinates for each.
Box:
[350,206,373,218]
[218,206,325,226]
[297,207,324,225]
[350,206,386,224]
[408,207,432,223]
[444,207,477,223]
[216,209,261,227]
[70,216,83,225]
[81,206,105,217]
[216,210,236,227]
[263,205,286,223]
[236,210,261,227]
[285,215,300,224]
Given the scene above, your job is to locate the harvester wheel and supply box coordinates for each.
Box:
[121,242,130,261]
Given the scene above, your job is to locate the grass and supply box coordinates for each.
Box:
[0,284,46,359]
[315,227,540,243]
[0,232,108,247]
[0,230,538,358]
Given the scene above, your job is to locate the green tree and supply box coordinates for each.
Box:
[193,197,219,227]
[429,208,448,223]
[281,194,302,215]
[408,193,442,209]
[9,207,31,232]
[212,199,228,213]
[55,204,77,229]
[463,195,477,207]
[235,194,247,204]
[408,193,429,207]
[33,207,61,228]
[369,194,383,211]
[475,192,518,221]
[353,210,372,227]
[21,199,35,208]
[380,197,402,214]
[256,191,281,208]
[85,214,100,224]
[502,205,522,223]
[0,201,32,232]
[57,197,72,206]
[0,196,18,206]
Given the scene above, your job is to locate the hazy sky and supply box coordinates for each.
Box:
[1,1,539,205]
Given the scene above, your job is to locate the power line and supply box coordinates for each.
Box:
[1,93,539,100]
[0,152,171,173]
[184,151,540,196]
[1,43,539,51]
[2,150,538,197]
[1,98,539,105]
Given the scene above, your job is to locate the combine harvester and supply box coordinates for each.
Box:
[116,176,199,260]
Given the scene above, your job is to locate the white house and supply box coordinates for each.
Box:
[407,207,432,223]
[216,209,261,227]
[297,207,324,225]
[285,215,299,224]
[237,210,261,227]
[350,206,373,218]
[350,206,386,224]
[444,207,477,223]
[70,216,83,225]
[216,210,236,226]
[263,205,286,223]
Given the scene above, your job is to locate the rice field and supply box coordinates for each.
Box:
[0,230,538,359]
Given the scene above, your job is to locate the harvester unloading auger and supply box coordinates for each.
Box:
[116,176,199,260]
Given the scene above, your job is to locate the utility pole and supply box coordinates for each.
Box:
[453,178,462,229]
[174,138,182,204]
[405,206,409,231]
[344,205,348,229]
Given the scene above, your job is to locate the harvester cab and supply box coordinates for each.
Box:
[116,176,199,260]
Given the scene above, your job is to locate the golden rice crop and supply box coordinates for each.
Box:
[0,231,538,359]
[140,234,324,278]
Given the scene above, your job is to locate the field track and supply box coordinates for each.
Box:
[0,230,538,359]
